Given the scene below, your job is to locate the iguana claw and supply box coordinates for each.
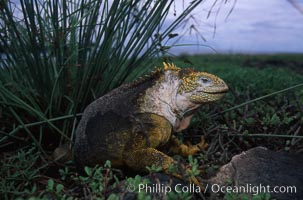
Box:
[170,136,208,157]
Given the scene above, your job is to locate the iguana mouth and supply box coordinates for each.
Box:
[198,85,229,94]
[203,90,228,94]
[197,89,228,94]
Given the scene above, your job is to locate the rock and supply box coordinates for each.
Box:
[207,147,303,200]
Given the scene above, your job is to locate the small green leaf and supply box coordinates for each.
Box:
[47,179,54,191]
[84,166,92,176]
[104,160,111,168]
[56,184,64,193]
[146,164,162,173]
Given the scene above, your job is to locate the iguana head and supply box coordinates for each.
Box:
[177,69,228,104]
[162,62,228,105]
[163,63,228,116]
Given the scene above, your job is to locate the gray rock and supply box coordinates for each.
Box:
[208,147,303,200]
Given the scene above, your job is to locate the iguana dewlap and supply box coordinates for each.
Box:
[73,63,228,176]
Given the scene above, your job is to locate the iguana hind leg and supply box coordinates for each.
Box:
[124,147,175,172]
[123,148,202,188]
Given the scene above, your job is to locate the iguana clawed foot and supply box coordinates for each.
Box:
[169,136,208,157]
[185,136,208,155]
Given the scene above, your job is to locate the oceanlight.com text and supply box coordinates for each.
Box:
[206,183,297,196]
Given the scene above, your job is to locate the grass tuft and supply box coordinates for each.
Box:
[0,0,204,151]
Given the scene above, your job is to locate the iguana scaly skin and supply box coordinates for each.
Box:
[73,63,228,182]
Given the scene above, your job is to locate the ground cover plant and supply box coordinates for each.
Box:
[1,0,303,199]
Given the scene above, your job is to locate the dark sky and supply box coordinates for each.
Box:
[166,0,303,54]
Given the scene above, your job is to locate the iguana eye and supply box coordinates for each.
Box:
[199,77,211,84]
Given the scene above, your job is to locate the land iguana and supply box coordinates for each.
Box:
[73,63,228,184]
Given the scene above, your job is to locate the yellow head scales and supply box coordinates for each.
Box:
[162,62,228,103]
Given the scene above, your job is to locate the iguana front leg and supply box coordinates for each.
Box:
[168,135,208,157]
[123,114,175,172]
[172,113,208,157]
[123,113,202,186]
